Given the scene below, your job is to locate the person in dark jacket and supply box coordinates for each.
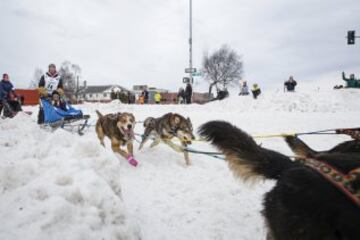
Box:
[38,64,64,98]
[37,64,65,124]
[0,73,22,118]
[143,88,149,104]
[177,87,185,104]
[185,83,192,104]
[342,72,360,88]
[251,83,261,99]
[284,76,297,92]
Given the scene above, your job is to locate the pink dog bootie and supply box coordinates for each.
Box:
[127,156,138,167]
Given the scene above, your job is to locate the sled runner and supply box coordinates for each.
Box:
[39,98,90,135]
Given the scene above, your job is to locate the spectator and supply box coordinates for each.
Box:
[177,87,185,104]
[284,76,297,92]
[342,72,360,88]
[251,83,261,99]
[143,88,149,104]
[110,90,116,100]
[239,81,249,96]
[154,92,162,104]
[0,73,22,118]
[185,83,192,104]
[138,92,145,104]
[217,89,229,100]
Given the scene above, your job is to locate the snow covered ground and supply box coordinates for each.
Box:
[1,89,359,240]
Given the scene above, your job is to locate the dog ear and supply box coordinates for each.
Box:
[187,117,193,129]
[130,114,135,122]
[174,115,181,124]
[117,113,124,121]
[170,114,181,125]
[109,114,117,120]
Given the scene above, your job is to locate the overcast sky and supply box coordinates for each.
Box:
[0,0,359,91]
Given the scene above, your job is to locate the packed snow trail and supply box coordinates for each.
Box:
[1,89,360,240]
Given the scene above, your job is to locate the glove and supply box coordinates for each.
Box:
[57,88,65,96]
[38,87,48,97]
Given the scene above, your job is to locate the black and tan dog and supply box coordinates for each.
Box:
[139,113,195,165]
[285,135,360,158]
[95,110,138,167]
[199,121,360,240]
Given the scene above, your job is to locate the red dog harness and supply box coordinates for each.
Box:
[296,158,360,207]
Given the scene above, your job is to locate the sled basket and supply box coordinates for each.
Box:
[40,98,90,135]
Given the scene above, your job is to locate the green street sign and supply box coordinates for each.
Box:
[192,72,202,77]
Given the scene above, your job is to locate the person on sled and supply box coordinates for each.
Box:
[0,73,22,118]
[37,64,65,124]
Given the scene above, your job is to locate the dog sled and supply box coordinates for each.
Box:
[39,98,90,135]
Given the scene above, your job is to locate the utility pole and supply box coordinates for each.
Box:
[189,0,193,84]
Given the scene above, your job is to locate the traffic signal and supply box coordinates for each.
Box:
[347,31,355,45]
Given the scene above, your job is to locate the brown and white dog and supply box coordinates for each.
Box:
[95,110,138,166]
[139,113,195,165]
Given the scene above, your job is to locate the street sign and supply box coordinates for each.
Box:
[183,77,190,83]
[183,77,194,83]
[192,72,202,77]
[185,68,197,73]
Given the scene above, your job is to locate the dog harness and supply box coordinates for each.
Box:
[296,158,360,207]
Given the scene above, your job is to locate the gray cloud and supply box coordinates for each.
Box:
[0,0,359,91]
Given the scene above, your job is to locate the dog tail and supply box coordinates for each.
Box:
[199,121,295,181]
[285,135,317,158]
[95,110,103,118]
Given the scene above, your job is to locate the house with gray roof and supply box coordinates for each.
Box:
[80,85,128,102]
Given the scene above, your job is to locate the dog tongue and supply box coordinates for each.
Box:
[125,129,134,139]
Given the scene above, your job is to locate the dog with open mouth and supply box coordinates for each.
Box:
[95,110,138,167]
[139,113,195,165]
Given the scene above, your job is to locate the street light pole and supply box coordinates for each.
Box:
[189,0,193,84]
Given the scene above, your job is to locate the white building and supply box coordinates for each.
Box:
[81,85,128,102]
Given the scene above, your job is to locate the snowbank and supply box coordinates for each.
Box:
[2,88,360,240]
[0,114,141,240]
[207,88,360,113]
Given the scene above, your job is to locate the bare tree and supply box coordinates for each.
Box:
[29,68,44,89]
[58,61,82,101]
[202,45,243,96]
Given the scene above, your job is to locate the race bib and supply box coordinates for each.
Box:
[44,75,60,94]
